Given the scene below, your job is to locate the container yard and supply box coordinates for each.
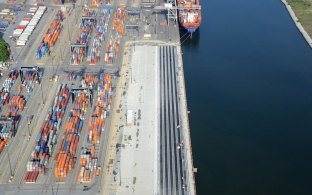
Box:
[70,9,96,65]
[54,91,89,179]
[0,0,196,194]
[24,84,70,183]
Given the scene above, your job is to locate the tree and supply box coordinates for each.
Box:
[0,38,10,62]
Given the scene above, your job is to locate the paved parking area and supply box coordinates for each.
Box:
[112,45,158,195]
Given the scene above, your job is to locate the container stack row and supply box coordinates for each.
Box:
[0,91,9,106]
[21,70,38,93]
[2,69,19,93]
[81,74,97,89]
[0,101,19,153]
[87,9,111,65]
[71,10,96,65]
[87,73,112,144]
[36,10,63,60]
[0,122,14,139]
[0,121,13,153]
[24,84,70,183]
[15,6,46,46]
[0,137,9,153]
[5,95,26,117]
[91,0,100,8]
[78,73,112,183]
[77,146,101,183]
[54,92,89,179]
[12,7,34,38]
[105,6,125,65]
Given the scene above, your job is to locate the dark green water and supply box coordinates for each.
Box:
[181,0,312,194]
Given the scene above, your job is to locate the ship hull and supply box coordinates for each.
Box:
[178,0,202,33]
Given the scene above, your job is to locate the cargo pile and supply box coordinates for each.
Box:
[22,70,38,82]
[0,91,9,105]
[2,69,19,92]
[105,6,125,65]
[21,70,38,93]
[71,10,96,65]
[77,146,101,183]
[112,6,125,36]
[81,74,96,89]
[87,9,111,65]
[6,95,26,117]
[54,92,89,179]
[0,121,14,153]
[0,7,21,16]
[78,73,112,183]
[24,84,70,183]
[36,10,63,60]
[91,0,100,8]
[14,6,46,46]
[87,73,112,144]
[0,137,9,153]
[24,171,39,183]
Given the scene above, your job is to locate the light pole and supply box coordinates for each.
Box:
[5,144,13,181]
[27,119,31,139]
[40,83,45,106]
[51,54,56,78]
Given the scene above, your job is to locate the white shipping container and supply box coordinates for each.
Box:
[17,40,26,46]
[19,21,29,26]
[19,35,29,41]
[34,13,42,17]
[29,20,38,25]
[27,24,35,28]
[29,8,37,11]
[13,29,23,34]
[31,18,39,22]
[23,32,31,36]
[32,16,41,20]
[2,9,10,13]
[38,6,47,10]
[25,27,34,31]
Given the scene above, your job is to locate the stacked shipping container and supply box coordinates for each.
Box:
[54,91,89,178]
[2,69,19,93]
[81,74,97,89]
[6,95,26,117]
[77,73,112,183]
[105,6,125,65]
[71,10,96,65]
[36,10,63,60]
[77,146,101,183]
[87,9,111,65]
[15,6,46,46]
[91,0,100,8]
[24,84,70,183]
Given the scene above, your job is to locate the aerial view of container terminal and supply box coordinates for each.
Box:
[0,0,199,194]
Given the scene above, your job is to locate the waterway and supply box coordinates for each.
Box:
[181,0,312,194]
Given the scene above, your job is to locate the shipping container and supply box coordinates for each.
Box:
[54,91,89,179]
[87,8,111,65]
[24,84,70,183]
[36,10,63,60]
[71,10,96,65]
